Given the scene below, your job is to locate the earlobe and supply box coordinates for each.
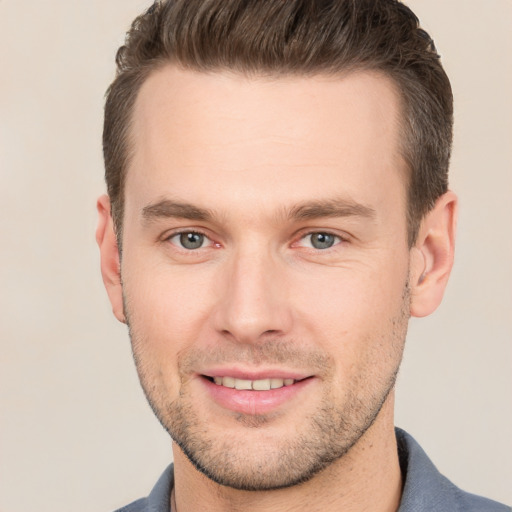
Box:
[96,195,126,324]
[409,191,458,318]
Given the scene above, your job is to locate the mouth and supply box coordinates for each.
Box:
[199,372,315,415]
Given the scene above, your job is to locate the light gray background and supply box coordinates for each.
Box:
[1,1,511,511]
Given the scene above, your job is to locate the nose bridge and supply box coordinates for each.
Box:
[214,240,291,343]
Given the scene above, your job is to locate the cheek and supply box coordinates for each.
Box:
[292,258,409,370]
[122,255,217,356]
[296,260,408,326]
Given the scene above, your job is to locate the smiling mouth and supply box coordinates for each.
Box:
[201,374,314,415]
[205,376,302,390]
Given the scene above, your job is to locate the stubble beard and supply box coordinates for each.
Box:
[125,284,410,492]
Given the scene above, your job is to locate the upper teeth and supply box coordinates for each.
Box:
[213,377,295,390]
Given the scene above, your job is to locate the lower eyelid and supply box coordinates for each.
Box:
[164,230,346,250]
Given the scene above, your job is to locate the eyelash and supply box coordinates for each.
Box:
[164,229,347,252]
[165,229,217,251]
[296,231,345,250]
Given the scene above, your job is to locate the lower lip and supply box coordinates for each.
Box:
[201,376,314,415]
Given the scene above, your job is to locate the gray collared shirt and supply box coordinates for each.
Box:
[114,428,510,511]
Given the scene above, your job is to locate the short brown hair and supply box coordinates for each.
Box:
[103,0,453,246]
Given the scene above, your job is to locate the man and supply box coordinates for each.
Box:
[96,1,510,511]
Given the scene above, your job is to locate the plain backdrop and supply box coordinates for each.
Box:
[1,1,511,511]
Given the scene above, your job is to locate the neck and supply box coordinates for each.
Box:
[172,394,402,512]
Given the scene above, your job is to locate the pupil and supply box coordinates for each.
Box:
[312,233,334,249]
[180,232,203,249]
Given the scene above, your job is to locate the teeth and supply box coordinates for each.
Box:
[222,376,235,388]
[235,379,252,390]
[212,376,297,390]
[270,378,284,389]
[253,379,271,391]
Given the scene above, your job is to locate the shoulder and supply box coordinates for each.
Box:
[396,428,510,512]
[110,464,174,512]
[112,498,147,512]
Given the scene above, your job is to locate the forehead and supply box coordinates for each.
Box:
[126,66,406,222]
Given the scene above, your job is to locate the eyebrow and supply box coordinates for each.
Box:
[141,197,376,224]
[142,199,213,223]
[287,198,376,221]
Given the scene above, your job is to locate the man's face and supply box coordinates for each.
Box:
[119,67,412,490]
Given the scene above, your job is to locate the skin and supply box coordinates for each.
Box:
[97,67,457,512]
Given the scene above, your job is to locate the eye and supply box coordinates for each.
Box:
[169,231,210,250]
[301,232,341,250]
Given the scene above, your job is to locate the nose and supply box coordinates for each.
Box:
[212,246,293,344]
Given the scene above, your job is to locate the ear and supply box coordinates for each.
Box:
[96,195,126,323]
[409,191,458,318]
